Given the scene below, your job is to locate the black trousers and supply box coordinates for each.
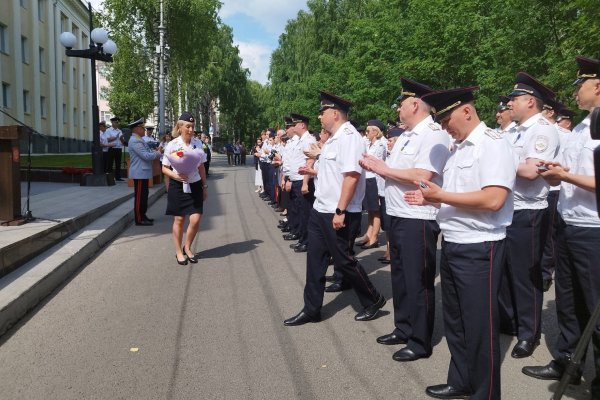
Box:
[288,181,302,236]
[303,209,380,316]
[102,151,110,173]
[554,218,600,396]
[499,208,545,342]
[109,148,122,179]
[204,161,210,176]
[133,179,149,223]
[442,240,504,400]
[389,217,440,356]
[541,190,560,280]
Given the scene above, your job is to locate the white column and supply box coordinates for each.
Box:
[12,0,24,120]
[32,0,42,135]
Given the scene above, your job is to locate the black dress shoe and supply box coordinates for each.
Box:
[355,294,386,321]
[499,326,518,336]
[290,242,300,249]
[522,361,581,385]
[175,255,188,266]
[274,207,285,212]
[283,310,321,326]
[325,274,336,282]
[135,220,153,226]
[381,259,390,264]
[377,256,389,262]
[325,282,351,292]
[543,278,553,292]
[392,347,431,362]
[142,216,154,222]
[294,244,308,253]
[376,332,407,345]
[360,241,379,250]
[268,201,277,206]
[184,247,198,264]
[511,339,539,358]
[425,384,470,399]
[283,233,299,241]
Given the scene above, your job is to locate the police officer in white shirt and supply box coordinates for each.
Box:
[360,77,450,362]
[496,95,518,137]
[99,121,113,173]
[106,116,125,181]
[523,55,600,397]
[499,73,559,359]
[285,113,317,253]
[284,91,385,326]
[539,97,572,292]
[406,86,517,399]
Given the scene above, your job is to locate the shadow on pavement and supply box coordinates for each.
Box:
[197,239,263,259]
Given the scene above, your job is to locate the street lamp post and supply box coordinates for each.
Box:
[59,2,117,186]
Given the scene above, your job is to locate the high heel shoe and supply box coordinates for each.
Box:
[184,246,198,263]
[361,241,379,249]
[176,255,188,265]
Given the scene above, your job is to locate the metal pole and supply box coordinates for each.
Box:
[158,0,165,135]
[88,2,103,176]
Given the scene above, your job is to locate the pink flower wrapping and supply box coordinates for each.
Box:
[165,148,203,193]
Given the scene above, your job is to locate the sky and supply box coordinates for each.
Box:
[89,0,308,84]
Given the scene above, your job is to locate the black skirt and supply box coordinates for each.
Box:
[166,179,204,216]
[362,177,380,212]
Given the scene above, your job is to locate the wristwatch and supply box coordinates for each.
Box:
[335,208,346,215]
[202,184,208,189]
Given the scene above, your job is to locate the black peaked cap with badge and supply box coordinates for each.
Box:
[290,113,310,125]
[396,77,434,103]
[557,106,576,120]
[421,86,480,122]
[128,118,145,129]
[543,97,567,113]
[178,111,195,122]
[366,119,386,132]
[387,127,405,138]
[319,91,352,113]
[110,116,120,122]
[509,72,555,100]
[284,116,294,128]
[498,95,511,111]
[574,56,600,85]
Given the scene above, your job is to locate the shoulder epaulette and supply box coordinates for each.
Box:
[484,128,502,139]
[344,127,353,135]
[538,118,550,125]
[428,123,441,131]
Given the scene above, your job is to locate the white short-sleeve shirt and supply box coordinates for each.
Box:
[162,136,207,183]
[510,113,559,209]
[288,131,316,181]
[384,116,450,220]
[437,122,517,243]
[313,122,366,213]
[558,115,600,227]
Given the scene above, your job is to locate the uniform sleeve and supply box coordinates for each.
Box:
[162,142,173,167]
[478,137,517,190]
[338,134,364,174]
[414,131,450,175]
[524,124,559,161]
[130,139,158,162]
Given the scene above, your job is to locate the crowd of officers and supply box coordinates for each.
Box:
[254,55,600,400]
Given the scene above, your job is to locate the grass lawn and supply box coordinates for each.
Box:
[20,154,95,168]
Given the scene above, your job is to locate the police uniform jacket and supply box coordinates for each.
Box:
[313,121,366,214]
[558,115,600,227]
[385,116,450,220]
[375,137,388,197]
[128,134,159,179]
[437,122,517,243]
[288,131,316,181]
[511,113,559,210]
[106,127,124,149]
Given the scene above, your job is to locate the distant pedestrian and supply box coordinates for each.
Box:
[106,117,125,181]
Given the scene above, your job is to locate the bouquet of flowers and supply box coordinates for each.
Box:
[165,147,203,193]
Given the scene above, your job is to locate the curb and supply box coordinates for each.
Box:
[0,187,165,337]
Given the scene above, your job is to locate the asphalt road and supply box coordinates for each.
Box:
[0,155,594,399]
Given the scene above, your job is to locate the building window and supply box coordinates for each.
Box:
[82,33,88,46]
[82,73,86,92]
[71,23,79,40]
[23,90,30,113]
[60,13,68,33]
[0,24,8,54]
[62,61,66,82]
[101,111,112,122]
[73,108,77,126]
[21,36,28,64]
[1,82,10,108]
[38,0,45,21]
[40,96,46,118]
[72,67,77,88]
[83,110,86,127]
[39,47,45,72]
[62,104,67,124]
